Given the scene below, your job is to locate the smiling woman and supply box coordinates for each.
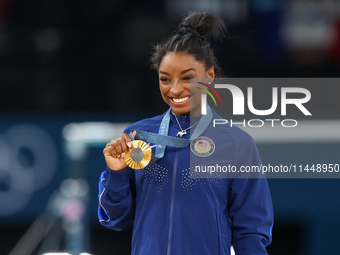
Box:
[98,11,273,255]
[158,52,214,116]
[152,12,225,116]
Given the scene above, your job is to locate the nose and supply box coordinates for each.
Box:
[170,79,184,95]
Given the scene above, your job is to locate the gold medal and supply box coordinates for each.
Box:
[124,140,152,169]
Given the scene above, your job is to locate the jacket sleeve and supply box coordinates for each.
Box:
[98,166,135,231]
[228,136,274,255]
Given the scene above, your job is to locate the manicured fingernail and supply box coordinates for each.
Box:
[127,142,131,148]
[121,153,125,158]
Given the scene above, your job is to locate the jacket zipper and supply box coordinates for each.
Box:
[166,148,179,255]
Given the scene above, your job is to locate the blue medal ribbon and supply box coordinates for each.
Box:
[129,105,213,164]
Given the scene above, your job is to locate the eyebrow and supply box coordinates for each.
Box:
[159,68,196,75]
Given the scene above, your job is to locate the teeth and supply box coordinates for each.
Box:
[172,97,189,103]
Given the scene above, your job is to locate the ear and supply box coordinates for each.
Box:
[207,66,215,79]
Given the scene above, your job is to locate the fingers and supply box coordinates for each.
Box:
[103,143,115,157]
[121,133,132,149]
[103,132,134,159]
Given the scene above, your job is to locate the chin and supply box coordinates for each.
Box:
[171,106,190,116]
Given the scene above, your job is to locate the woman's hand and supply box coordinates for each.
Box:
[103,131,136,171]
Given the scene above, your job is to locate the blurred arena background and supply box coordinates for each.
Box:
[0,0,340,254]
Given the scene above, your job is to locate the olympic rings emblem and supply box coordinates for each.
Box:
[0,124,58,216]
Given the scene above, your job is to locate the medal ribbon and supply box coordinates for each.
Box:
[129,105,213,163]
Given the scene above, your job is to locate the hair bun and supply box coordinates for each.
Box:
[178,11,226,39]
[150,11,226,77]
[178,27,205,40]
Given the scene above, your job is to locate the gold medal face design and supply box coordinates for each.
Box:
[124,140,152,169]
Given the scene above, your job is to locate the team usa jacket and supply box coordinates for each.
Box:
[98,109,274,255]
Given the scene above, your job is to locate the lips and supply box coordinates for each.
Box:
[170,96,190,104]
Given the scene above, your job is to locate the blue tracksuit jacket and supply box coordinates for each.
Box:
[98,109,273,255]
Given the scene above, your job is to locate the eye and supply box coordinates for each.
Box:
[160,77,170,82]
[183,76,194,81]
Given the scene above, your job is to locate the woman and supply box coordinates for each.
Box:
[98,12,273,255]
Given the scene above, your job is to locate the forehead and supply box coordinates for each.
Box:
[159,51,205,72]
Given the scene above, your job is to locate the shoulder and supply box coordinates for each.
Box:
[208,111,261,165]
[124,112,166,133]
[217,124,254,145]
[210,110,256,148]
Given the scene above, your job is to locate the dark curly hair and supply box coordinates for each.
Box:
[150,12,227,77]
